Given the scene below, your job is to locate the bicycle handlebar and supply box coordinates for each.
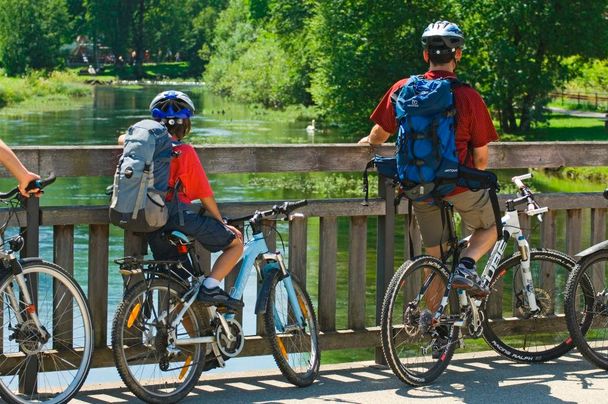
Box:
[0,173,56,200]
[604,188,608,200]
[509,173,546,218]
[226,199,308,225]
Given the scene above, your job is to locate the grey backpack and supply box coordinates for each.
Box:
[109,119,174,232]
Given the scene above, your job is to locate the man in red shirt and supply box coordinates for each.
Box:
[146,90,244,310]
[358,21,499,297]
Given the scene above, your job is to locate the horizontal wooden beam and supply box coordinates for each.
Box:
[4,142,608,177]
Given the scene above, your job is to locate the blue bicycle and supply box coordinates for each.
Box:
[111,200,320,403]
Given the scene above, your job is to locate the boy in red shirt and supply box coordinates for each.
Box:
[146,90,244,310]
[359,21,499,297]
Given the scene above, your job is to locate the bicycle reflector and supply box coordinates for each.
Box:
[177,244,188,255]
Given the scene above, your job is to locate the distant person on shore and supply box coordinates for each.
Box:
[0,139,40,196]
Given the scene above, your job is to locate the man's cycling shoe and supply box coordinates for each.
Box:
[452,264,490,298]
[197,285,244,310]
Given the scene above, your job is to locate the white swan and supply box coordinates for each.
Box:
[306,119,316,134]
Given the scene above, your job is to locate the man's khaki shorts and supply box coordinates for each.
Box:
[412,189,496,247]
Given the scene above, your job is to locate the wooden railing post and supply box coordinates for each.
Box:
[318,216,338,332]
[289,215,308,287]
[348,216,367,330]
[54,225,74,349]
[375,177,395,364]
[88,224,109,348]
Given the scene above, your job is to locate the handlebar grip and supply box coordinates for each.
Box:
[25,173,56,192]
[287,199,308,210]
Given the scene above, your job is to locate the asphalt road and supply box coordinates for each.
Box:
[75,350,608,403]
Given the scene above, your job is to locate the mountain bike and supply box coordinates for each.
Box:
[0,176,94,404]
[564,188,608,370]
[381,173,579,386]
[111,200,320,403]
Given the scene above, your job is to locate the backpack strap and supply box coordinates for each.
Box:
[132,162,151,220]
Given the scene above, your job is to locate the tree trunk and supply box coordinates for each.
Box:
[134,0,145,79]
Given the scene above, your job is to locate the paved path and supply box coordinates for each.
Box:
[546,107,606,119]
[73,350,608,403]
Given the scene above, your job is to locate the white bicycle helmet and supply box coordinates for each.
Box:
[421,21,464,50]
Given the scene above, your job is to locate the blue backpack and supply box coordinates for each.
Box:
[392,76,460,200]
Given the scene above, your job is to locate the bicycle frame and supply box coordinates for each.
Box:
[169,224,305,347]
[431,176,547,324]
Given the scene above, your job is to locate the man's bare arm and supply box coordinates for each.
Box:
[472,145,489,170]
[358,124,392,145]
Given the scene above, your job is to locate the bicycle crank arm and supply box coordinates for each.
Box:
[173,335,216,346]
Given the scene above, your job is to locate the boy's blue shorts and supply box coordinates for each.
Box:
[147,204,236,265]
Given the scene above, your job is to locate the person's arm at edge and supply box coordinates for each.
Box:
[0,140,40,197]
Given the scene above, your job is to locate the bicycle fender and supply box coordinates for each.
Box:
[255,266,279,315]
[575,240,608,259]
[18,257,44,265]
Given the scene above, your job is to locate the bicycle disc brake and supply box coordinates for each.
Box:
[214,318,244,358]
[465,302,484,338]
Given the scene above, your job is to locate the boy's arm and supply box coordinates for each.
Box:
[0,139,40,196]
[200,196,223,222]
[200,195,243,241]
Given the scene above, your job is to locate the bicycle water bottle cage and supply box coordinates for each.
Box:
[166,230,193,254]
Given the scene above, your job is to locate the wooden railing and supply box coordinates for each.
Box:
[2,141,608,370]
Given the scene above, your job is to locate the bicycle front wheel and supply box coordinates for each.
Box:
[0,261,93,404]
[111,279,207,404]
[381,257,458,386]
[565,249,608,370]
[481,249,579,362]
[264,272,320,387]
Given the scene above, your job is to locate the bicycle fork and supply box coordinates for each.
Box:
[4,257,49,343]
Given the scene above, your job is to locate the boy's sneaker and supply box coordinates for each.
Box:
[452,260,490,297]
[197,285,244,311]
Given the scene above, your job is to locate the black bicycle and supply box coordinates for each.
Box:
[0,176,94,404]
[564,188,608,370]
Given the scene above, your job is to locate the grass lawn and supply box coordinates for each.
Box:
[498,114,606,142]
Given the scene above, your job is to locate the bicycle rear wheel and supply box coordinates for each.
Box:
[380,257,458,386]
[565,249,608,369]
[264,272,320,387]
[481,249,580,362]
[111,278,206,403]
[0,261,93,404]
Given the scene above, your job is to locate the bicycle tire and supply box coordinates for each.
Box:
[481,249,581,362]
[565,248,608,370]
[111,278,207,403]
[380,256,458,386]
[0,261,94,404]
[264,272,320,387]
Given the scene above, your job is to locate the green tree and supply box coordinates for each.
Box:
[309,0,451,133]
[0,0,70,75]
[460,0,608,132]
[84,0,137,62]
[205,0,314,106]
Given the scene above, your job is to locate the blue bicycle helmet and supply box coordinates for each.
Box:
[149,90,195,119]
[421,21,464,50]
